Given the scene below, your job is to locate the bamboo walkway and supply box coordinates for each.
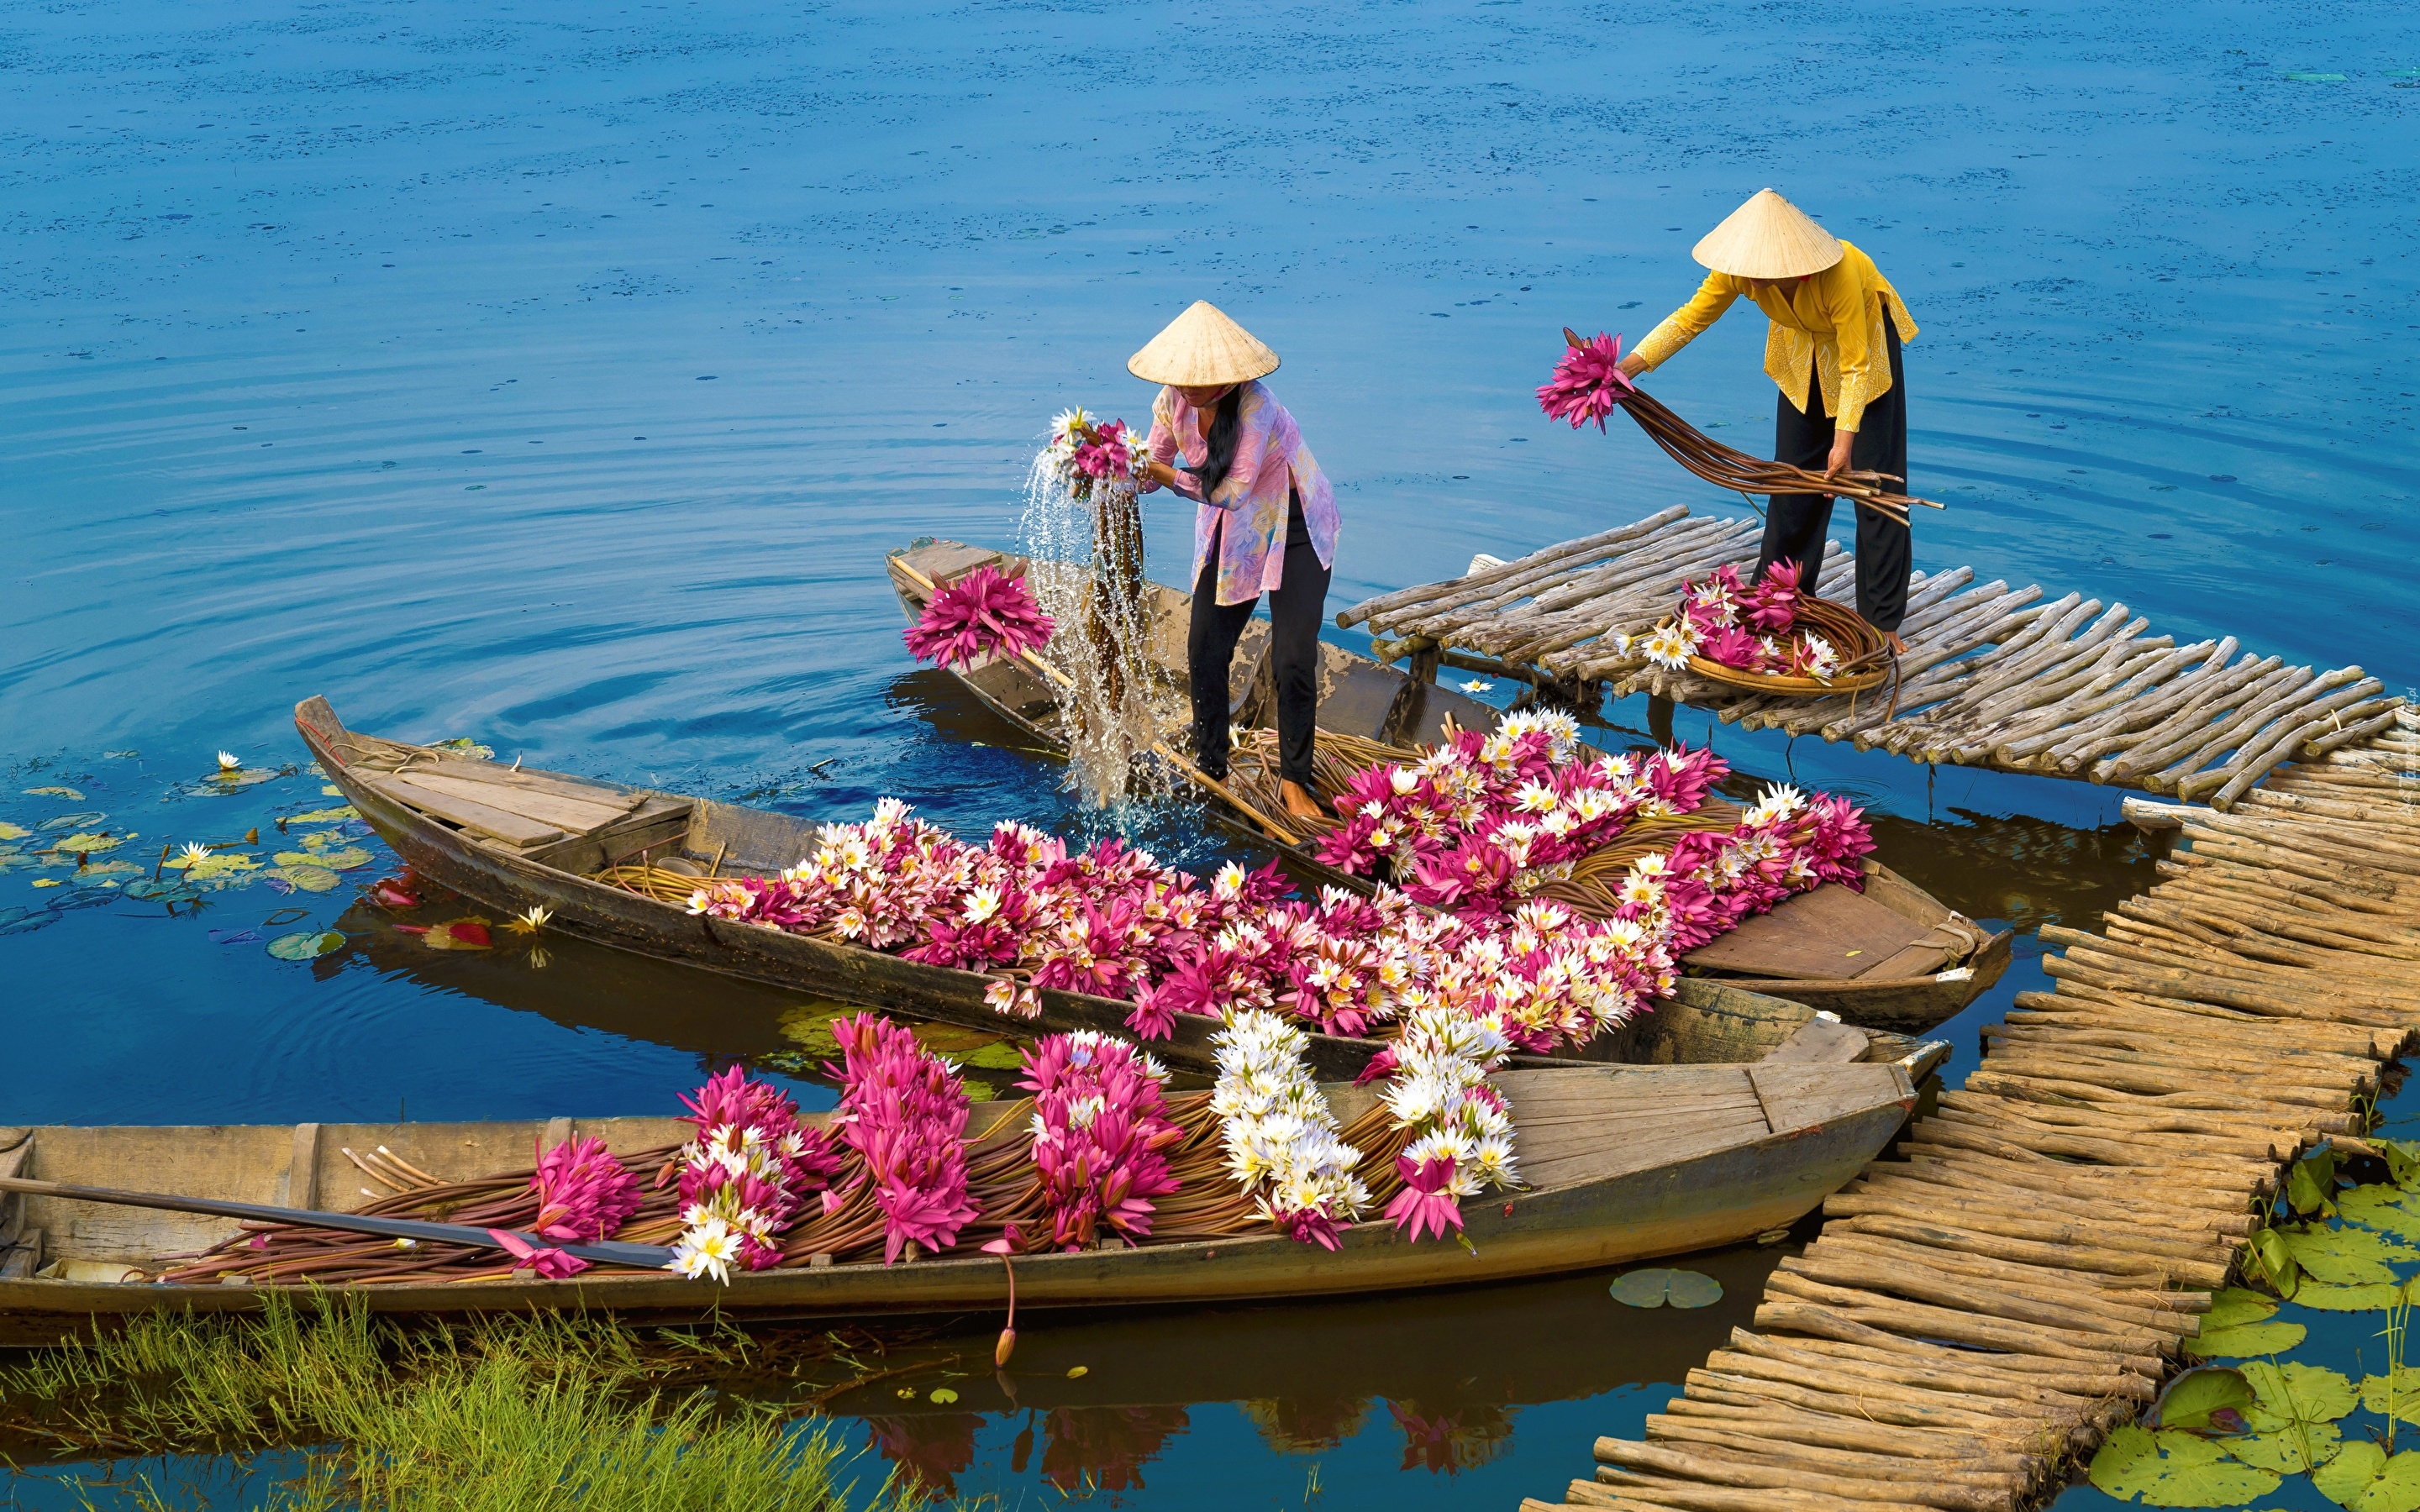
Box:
[1517,722,2420,1512]
[1339,507,2402,809]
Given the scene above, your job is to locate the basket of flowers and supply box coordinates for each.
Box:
[1635,560,1891,696]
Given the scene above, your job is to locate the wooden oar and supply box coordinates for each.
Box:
[0,1176,676,1273]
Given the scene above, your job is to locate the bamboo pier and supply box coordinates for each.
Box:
[1518,729,2420,1511]
[1339,512,2420,1509]
[1339,506,2400,808]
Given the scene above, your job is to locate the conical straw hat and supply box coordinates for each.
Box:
[1127,300,1281,386]
[1691,189,1844,280]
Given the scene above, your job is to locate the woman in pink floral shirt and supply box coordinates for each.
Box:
[1130,302,1339,822]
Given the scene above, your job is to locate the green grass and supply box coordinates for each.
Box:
[0,1295,925,1511]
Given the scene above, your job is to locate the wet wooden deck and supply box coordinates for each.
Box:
[1516,728,2420,1511]
[1338,506,2401,809]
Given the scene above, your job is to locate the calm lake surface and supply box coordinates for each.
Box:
[3,0,2415,1504]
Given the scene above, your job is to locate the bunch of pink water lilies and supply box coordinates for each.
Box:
[901,564,1055,673]
[1311,710,1726,914]
[1639,559,1844,680]
[684,797,1661,1053]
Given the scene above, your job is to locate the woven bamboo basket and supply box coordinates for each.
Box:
[1682,596,1891,697]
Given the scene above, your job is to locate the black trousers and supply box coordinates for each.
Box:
[1754,313,1911,632]
[1189,495,1329,785]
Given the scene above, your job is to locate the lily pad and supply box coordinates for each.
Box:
[2364,1368,2420,1427]
[78,861,140,879]
[2313,1441,2420,1511]
[2292,1147,2344,1216]
[287,806,358,824]
[23,786,84,800]
[119,878,201,904]
[203,768,280,790]
[267,930,345,961]
[2189,1319,2310,1359]
[2225,1419,2343,1473]
[313,846,372,870]
[266,864,341,894]
[2243,1359,2358,1431]
[40,811,108,830]
[0,906,55,937]
[2206,1288,2282,1329]
[433,738,494,760]
[2278,1223,2417,1286]
[1607,1268,1723,1309]
[0,822,28,841]
[927,1388,958,1404]
[52,833,122,854]
[2294,1281,2406,1311]
[187,854,260,881]
[2149,1367,2255,1431]
[2088,1424,2283,1505]
[2341,1184,2420,1242]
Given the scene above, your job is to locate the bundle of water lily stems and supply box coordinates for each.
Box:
[1540,328,1943,528]
[156,1100,1413,1286]
[1222,727,1743,918]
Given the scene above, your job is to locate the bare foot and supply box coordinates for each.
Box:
[1279,780,1324,821]
[1884,630,1909,656]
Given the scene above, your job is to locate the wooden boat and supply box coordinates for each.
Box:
[292,697,1957,1075]
[886,538,2011,1032]
[0,1002,1932,1347]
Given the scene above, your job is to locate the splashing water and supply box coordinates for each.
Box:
[1018,450,1171,806]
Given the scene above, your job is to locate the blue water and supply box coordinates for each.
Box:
[3,0,2415,1502]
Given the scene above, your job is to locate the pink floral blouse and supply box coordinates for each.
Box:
[1140,380,1339,607]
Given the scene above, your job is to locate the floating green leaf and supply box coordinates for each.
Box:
[2376,1145,2420,1195]
[2342,1184,2420,1242]
[2088,1425,2283,1505]
[2206,1288,2282,1329]
[433,738,495,760]
[2279,1224,2418,1286]
[2243,1359,2358,1431]
[0,822,28,841]
[52,833,122,854]
[185,853,260,881]
[23,786,84,800]
[2190,1320,2308,1359]
[2151,1367,2255,1431]
[267,864,341,894]
[2226,1420,2344,1473]
[266,931,345,961]
[40,811,108,830]
[958,1040,1028,1072]
[1607,1269,1723,1309]
[2313,1441,2420,1511]
[287,806,359,825]
[203,768,280,790]
[2296,1282,2406,1311]
[2361,1367,2420,1429]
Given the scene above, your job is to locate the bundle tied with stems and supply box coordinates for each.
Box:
[1539,328,1943,528]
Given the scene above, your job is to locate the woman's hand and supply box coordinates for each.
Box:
[1141,459,1182,490]
[1617,352,1649,379]
[1823,428,1857,482]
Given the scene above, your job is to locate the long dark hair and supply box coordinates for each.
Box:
[1181,385,1245,500]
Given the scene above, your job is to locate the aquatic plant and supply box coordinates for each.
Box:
[1638,559,1844,680]
[1537,329,1636,432]
[899,563,1055,673]
[829,1012,980,1264]
[0,1294,905,1512]
[672,1067,842,1281]
[1016,1030,1184,1250]
[1210,1010,1370,1250]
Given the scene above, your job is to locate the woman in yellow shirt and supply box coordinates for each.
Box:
[1618,189,1919,648]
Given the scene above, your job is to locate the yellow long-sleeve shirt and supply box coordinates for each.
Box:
[1630,240,1918,433]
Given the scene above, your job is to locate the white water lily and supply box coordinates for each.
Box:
[1641,622,1699,670]
[670,1217,740,1284]
[508,904,553,936]
[216,751,243,771]
[178,842,212,866]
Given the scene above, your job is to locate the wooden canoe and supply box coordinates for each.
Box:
[292,697,1956,1076]
[886,538,2011,1032]
[0,1035,1923,1346]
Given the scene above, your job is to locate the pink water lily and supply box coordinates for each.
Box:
[487,1226,588,1279]
[1016,1032,1183,1251]
[1537,331,1637,433]
[1383,1153,1466,1244]
[902,564,1055,672]
[530,1134,644,1243]
[830,1013,978,1263]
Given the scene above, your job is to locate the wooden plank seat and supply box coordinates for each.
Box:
[1682,883,1943,982]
